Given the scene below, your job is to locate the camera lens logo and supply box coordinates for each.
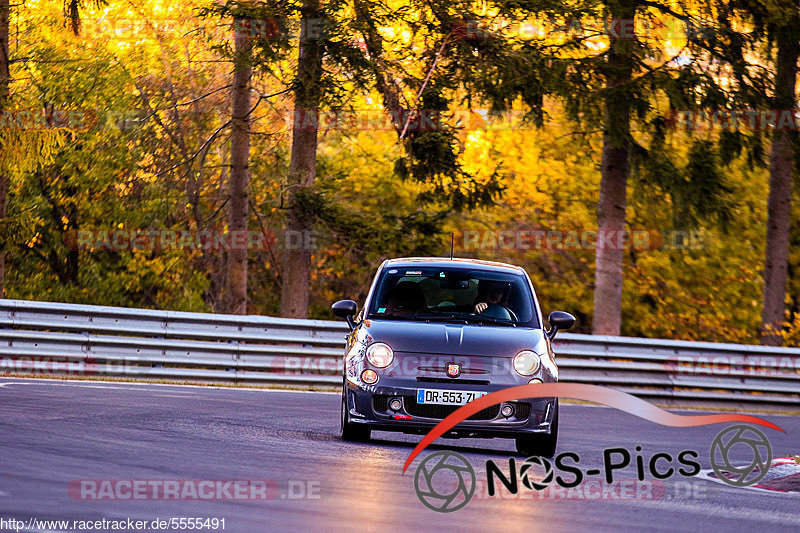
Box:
[520,456,554,491]
[710,424,772,487]
[413,451,476,512]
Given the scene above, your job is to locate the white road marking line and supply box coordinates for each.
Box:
[608,497,800,525]
[0,378,795,417]
[0,376,338,394]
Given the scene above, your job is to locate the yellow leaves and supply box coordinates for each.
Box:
[461,130,491,177]
[0,130,68,175]
[25,232,42,248]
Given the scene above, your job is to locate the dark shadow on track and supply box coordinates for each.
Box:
[353,435,522,457]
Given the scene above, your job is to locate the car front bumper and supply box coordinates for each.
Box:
[344,380,557,438]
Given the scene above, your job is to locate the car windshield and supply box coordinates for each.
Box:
[367,266,539,327]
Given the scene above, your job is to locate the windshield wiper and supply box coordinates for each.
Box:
[410,312,516,327]
[460,315,517,327]
[371,312,469,324]
[411,313,469,324]
[370,312,515,326]
[369,313,436,321]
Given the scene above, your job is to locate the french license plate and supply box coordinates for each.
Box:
[416,389,488,405]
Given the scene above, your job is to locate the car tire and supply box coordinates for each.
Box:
[341,386,370,442]
[515,401,558,457]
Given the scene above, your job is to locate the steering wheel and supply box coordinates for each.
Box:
[481,304,518,322]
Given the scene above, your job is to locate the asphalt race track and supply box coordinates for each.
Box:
[0,378,798,532]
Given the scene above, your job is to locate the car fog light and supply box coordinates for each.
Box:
[528,378,543,385]
[500,404,515,418]
[361,369,378,384]
[389,398,402,411]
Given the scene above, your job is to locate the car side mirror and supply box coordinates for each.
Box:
[332,300,358,330]
[547,311,575,340]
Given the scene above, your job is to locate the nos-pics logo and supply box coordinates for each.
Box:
[414,451,476,512]
[413,424,773,512]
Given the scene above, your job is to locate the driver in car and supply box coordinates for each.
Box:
[474,280,510,314]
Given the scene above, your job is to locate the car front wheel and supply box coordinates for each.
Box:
[515,401,558,457]
[340,385,370,442]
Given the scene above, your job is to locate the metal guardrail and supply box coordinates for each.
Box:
[0,298,798,409]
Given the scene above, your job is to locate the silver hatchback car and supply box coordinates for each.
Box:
[332,257,575,456]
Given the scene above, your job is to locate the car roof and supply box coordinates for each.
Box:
[383,257,526,275]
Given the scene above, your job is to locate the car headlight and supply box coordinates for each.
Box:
[366,342,394,368]
[513,350,540,376]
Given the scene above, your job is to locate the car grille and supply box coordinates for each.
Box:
[373,395,389,412]
[515,402,531,420]
[416,377,490,385]
[373,395,531,422]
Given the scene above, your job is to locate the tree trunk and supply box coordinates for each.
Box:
[280,0,323,318]
[591,0,636,336]
[760,30,798,345]
[224,23,252,315]
[0,0,10,298]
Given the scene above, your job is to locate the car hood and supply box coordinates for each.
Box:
[361,319,547,357]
